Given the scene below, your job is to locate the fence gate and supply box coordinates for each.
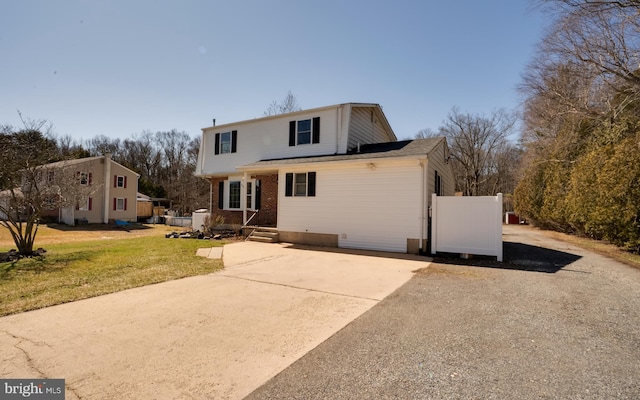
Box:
[431,193,503,262]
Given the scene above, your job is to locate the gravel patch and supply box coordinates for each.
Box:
[246,225,640,399]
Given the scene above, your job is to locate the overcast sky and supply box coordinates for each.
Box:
[2,0,545,143]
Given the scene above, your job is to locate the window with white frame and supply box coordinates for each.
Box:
[285,172,316,197]
[44,196,56,210]
[289,117,320,146]
[219,179,257,210]
[215,131,238,155]
[116,175,125,188]
[116,198,126,211]
[297,120,311,145]
[246,182,252,209]
[228,181,241,209]
[79,197,92,211]
[79,172,89,186]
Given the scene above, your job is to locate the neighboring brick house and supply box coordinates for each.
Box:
[194,103,455,254]
[37,154,139,225]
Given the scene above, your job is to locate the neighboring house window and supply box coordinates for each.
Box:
[78,197,93,211]
[47,170,55,183]
[214,131,238,155]
[78,172,91,186]
[229,181,241,209]
[113,198,127,211]
[114,175,127,188]
[44,196,57,210]
[289,117,320,146]
[285,172,316,197]
[435,171,443,196]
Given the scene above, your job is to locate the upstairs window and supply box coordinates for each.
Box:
[78,172,92,186]
[289,117,320,146]
[285,172,316,197]
[214,130,238,155]
[114,175,127,188]
[297,120,311,145]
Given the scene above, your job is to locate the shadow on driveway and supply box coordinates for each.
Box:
[434,241,582,273]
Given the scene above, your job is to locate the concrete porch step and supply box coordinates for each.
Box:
[247,227,279,243]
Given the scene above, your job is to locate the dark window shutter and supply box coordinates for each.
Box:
[124,176,127,188]
[312,117,320,144]
[75,202,79,211]
[88,198,93,211]
[289,121,296,146]
[218,181,224,209]
[255,180,261,210]
[285,173,293,197]
[124,198,127,211]
[114,175,117,188]
[307,172,316,196]
[88,173,92,185]
[214,133,220,155]
[231,130,238,153]
[113,198,117,210]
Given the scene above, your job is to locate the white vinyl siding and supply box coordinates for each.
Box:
[426,139,455,205]
[278,160,423,253]
[198,108,342,176]
[347,107,396,151]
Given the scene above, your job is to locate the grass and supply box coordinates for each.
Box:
[543,229,640,269]
[0,225,224,317]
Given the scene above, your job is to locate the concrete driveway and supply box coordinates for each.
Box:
[0,241,426,399]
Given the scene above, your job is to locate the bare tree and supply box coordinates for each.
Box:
[264,90,302,116]
[438,107,517,196]
[538,0,640,101]
[414,128,439,139]
[0,122,59,256]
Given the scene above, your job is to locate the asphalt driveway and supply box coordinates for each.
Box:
[246,225,640,399]
[0,241,425,399]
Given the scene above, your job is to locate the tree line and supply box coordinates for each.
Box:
[1,122,210,216]
[417,1,640,253]
[514,0,640,252]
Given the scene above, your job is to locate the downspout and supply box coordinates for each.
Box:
[103,153,112,224]
[209,180,212,213]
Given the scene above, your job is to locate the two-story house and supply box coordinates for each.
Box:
[37,154,139,225]
[195,103,454,254]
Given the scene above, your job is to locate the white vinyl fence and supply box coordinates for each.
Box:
[431,193,503,261]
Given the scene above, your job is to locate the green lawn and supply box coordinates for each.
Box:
[0,235,223,317]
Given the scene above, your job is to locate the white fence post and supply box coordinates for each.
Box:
[431,193,437,256]
[496,193,503,262]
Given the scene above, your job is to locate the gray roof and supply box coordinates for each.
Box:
[239,137,445,169]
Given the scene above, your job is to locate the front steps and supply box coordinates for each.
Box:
[246,227,279,243]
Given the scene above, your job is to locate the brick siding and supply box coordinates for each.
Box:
[208,174,278,227]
